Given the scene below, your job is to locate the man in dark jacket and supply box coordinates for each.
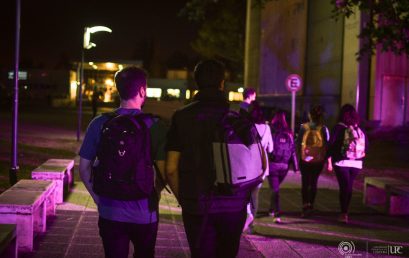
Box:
[166,60,250,258]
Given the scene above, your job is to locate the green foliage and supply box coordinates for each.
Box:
[180,0,246,79]
[331,0,409,57]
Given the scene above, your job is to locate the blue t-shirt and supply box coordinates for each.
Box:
[79,108,167,224]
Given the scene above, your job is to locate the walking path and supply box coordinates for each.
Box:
[19,167,409,258]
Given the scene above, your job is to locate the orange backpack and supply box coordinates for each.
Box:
[301,123,326,163]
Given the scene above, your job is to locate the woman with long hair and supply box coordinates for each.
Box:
[297,105,330,217]
[267,110,299,223]
[243,101,274,232]
[327,104,368,223]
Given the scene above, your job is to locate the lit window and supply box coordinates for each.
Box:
[105,79,114,87]
[70,81,78,100]
[228,92,243,102]
[167,89,180,98]
[105,62,115,70]
[146,88,162,98]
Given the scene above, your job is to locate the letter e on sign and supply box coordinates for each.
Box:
[286,74,303,92]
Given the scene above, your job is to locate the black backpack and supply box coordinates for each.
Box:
[270,130,294,164]
[92,112,155,200]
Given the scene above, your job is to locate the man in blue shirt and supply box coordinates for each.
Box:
[79,67,166,258]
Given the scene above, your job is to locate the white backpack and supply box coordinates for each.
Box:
[340,123,366,160]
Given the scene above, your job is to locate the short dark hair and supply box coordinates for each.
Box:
[309,105,325,125]
[338,104,360,126]
[114,67,147,100]
[249,101,265,124]
[194,60,225,89]
[243,88,256,99]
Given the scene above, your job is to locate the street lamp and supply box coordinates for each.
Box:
[77,26,112,141]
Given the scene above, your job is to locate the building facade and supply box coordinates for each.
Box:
[245,0,409,127]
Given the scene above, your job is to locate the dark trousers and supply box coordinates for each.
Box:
[300,162,324,207]
[182,208,247,258]
[267,167,288,214]
[334,166,360,213]
[98,217,158,258]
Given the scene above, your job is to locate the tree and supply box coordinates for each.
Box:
[180,0,246,80]
[331,0,409,57]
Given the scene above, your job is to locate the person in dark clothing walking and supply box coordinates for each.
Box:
[267,110,299,223]
[327,104,368,223]
[297,105,330,217]
[79,67,167,258]
[166,60,251,258]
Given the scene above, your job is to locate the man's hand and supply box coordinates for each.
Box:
[79,158,100,205]
[166,151,181,201]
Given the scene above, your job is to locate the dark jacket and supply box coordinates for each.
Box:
[327,123,369,163]
[166,88,250,214]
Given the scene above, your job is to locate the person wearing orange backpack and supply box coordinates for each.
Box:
[297,105,330,217]
[327,104,368,223]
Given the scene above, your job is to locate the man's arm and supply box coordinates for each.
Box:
[165,151,180,201]
[79,157,99,205]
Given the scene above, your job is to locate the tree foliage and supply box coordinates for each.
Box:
[180,0,246,79]
[331,0,409,57]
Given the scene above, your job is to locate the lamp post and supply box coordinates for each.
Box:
[77,26,112,141]
[9,0,21,185]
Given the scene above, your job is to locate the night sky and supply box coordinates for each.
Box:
[0,0,197,71]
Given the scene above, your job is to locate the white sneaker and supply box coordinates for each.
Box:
[273,217,281,223]
[243,214,254,232]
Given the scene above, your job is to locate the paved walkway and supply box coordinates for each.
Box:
[20,171,409,258]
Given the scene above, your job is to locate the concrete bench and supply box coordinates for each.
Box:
[0,224,17,258]
[364,177,409,215]
[0,180,55,252]
[31,158,74,203]
[10,179,57,217]
[388,185,409,215]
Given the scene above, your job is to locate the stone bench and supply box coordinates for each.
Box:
[364,177,409,215]
[387,185,409,215]
[10,179,57,217]
[0,180,56,252]
[0,224,17,258]
[31,158,74,203]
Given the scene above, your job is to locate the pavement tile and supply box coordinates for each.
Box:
[71,236,102,244]
[66,244,104,254]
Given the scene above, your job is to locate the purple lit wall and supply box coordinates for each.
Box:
[373,49,409,126]
[258,0,307,96]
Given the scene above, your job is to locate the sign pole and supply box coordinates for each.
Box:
[291,91,296,133]
[285,74,303,134]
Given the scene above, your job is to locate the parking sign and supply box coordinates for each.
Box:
[286,74,303,92]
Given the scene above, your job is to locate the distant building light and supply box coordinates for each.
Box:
[229,91,243,102]
[167,88,180,98]
[186,90,190,99]
[92,65,98,70]
[88,62,94,65]
[118,64,124,70]
[105,62,115,70]
[238,87,244,93]
[8,71,27,80]
[146,88,162,98]
[105,78,114,87]
[70,81,77,100]
[23,85,28,90]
